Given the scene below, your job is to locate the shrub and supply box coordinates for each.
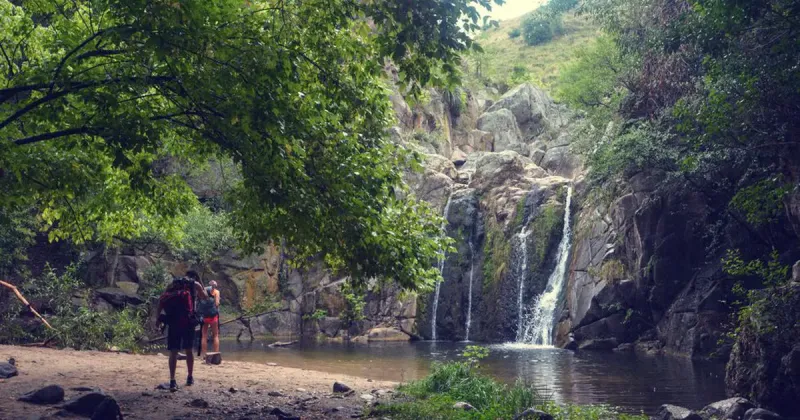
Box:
[170,205,236,269]
[372,362,647,419]
[522,14,562,46]
[508,28,522,39]
[0,264,145,351]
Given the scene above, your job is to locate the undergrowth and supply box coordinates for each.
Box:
[371,361,647,420]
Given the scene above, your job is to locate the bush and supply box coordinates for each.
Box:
[508,28,521,39]
[170,205,236,269]
[522,14,563,46]
[0,264,146,351]
[372,362,647,419]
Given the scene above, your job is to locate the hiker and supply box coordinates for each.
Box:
[157,270,207,391]
[199,280,221,356]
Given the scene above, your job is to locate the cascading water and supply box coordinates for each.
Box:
[431,190,454,341]
[464,240,475,341]
[514,227,533,341]
[518,186,573,346]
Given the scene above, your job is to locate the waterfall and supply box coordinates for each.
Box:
[431,190,454,341]
[514,226,533,340]
[465,240,475,341]
[518,186,573,346]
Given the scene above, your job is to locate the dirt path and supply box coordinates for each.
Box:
[0,345,397,419]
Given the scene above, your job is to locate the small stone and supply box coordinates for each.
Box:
[91,397,122,420]
[513,408,555,420]
[453,401,475,411]
[333,382,352,393]
[176,353,187,361]
[8,357,15,366]
[62,392,108,416]
[700,397,754,420]
[188,398,209,408]
[109,346,120,352]
[70,387,98,392]
[359,394,374,402]
[205,352,222,365]
[333,406,346,412]
[295,388,307,392]
[0,362,18,379]
[654,404,702,420]
[141,392,153,397]
[18,385,65,405]
[229,387,238,393]
[156,383,170,390]
[268,407,300,420]
[744,408,783,420]
[268,341,298,348]
[266,362,278,366]
[267,391,284,397]
[366,379,373,382]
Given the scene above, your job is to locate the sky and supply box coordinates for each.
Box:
[483,0,544,21]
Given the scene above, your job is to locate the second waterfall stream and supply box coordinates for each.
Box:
[431,189,454,341]
[518,186,573,346]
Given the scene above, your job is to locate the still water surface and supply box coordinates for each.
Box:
[218,339,726,415]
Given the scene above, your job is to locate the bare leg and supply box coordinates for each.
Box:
[212,320,220,353]
[200,323,209,356]
[168,350,178,380]
[185,348,194,378]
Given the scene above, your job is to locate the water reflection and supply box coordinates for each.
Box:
[218,339,726,415]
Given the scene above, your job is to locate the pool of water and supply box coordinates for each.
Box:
[214,339,727,415]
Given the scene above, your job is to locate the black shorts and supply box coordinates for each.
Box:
[167,323,196,351]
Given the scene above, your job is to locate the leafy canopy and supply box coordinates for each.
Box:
[0,0,502,290]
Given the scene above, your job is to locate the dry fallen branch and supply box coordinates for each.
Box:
[0,279,55,330]
[147,309,284,343]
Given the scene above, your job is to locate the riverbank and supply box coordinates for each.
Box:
[0,345,396,419]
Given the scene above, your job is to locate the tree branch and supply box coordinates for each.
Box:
[1,76,175,130]
[13,127,96,146]
[49,29,111,95]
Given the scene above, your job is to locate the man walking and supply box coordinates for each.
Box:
[157,270,207,391]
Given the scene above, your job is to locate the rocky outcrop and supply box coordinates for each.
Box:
[726,283,800,416]
[555,176,735,358]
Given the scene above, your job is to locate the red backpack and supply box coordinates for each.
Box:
[159,278,197,327]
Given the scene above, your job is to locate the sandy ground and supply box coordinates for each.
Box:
[0,345,397,419]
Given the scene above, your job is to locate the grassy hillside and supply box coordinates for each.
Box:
[465,7,600,96]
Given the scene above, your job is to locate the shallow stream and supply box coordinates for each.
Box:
[217,339,726,415]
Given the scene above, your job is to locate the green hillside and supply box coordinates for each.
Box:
[466,8,600,96]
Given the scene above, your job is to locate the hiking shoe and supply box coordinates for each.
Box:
[186,376,194,386]
[169,379,179,392]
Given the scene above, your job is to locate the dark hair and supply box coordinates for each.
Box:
[185,270,200,281]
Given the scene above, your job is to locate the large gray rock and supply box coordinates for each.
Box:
[91,396,122,420]
[540,145,579,178]
[743,408,783,420]
[96,287,143,307]
[468,129,494,152]
[486,83,567,139]
[0,362,17,378]
[699,397,755,420]
[62,392,107,416]
[472,151,526,192]
[653,404,702,420]
[477,109,524,153]
[366,327,409,342]
[19,385,65,405]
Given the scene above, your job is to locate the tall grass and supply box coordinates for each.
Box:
[371,362,647,420]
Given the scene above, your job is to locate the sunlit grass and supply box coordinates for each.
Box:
[371,362,648,420]
[466,11,600,96]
